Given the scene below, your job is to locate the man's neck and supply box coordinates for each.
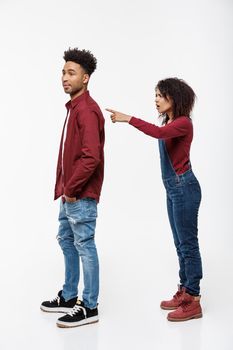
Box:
[70,87,87,101]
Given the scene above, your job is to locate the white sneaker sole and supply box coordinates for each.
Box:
[40,305,73,313]
[56,316,99,328]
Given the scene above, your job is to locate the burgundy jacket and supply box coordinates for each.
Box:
[54,91,105,203]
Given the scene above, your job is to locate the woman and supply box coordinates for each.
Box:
[106,78,203,322]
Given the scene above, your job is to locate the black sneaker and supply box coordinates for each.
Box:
[56,300,99,328]
[40,290,77,313]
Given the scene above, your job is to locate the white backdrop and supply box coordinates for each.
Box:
[0,0,232,349]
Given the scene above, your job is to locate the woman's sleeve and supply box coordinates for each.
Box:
[129,116,191,139]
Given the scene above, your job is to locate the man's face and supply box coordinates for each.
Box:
[62,61,89,97]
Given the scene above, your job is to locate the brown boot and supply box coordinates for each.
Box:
[167,292,202,322]
[160,285,185,310]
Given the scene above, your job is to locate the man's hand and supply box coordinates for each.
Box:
[64,195,77,203]
[106,108,132,123]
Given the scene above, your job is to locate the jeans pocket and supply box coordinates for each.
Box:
[186,182,202,204]
[66,198,97,223]
[65,199,81,209]
[165,177,184,191]
[83,199,98,219]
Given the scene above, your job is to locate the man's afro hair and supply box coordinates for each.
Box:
[63,48,97,76]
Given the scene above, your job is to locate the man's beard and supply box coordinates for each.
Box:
[69,86,83,97]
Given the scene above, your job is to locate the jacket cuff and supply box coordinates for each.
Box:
[129,116,137,125]
[64,187,75,198]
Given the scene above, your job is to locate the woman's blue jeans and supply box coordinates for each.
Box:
[164,170,203,295]
[159,139,202,296]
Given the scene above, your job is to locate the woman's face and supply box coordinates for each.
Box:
[155,88,173,116]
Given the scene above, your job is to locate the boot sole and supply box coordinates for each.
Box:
[56,316,99,328]
[160,305,178,310]
[167,313,203,322]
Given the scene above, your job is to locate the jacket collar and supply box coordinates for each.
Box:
[65,90,90,110]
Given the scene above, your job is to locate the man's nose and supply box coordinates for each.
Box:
[62,74,68,81]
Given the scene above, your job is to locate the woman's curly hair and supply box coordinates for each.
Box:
[63,48,97,76]
[156,78,196,123]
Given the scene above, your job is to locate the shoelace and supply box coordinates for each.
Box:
[68,304,87,318]
[180,296,192,310]
[50,296,60,305]
[173,290,183,300]
[181,300,192,310]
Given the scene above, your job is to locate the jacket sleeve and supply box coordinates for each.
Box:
[64,110,101,197]
[129,116,191,139]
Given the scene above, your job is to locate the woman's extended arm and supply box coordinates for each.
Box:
[106,108,191,139]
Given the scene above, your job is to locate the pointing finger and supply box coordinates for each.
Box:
[105,108,116,113]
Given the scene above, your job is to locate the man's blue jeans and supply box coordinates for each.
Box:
[57,198,99,309]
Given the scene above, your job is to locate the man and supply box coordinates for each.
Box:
[41,48,105,328]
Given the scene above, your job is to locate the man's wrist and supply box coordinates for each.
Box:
[64,194,77,202]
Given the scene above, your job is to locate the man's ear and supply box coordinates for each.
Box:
[83,74,90,84]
